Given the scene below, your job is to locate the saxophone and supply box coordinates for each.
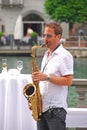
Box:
[23,44,45,121]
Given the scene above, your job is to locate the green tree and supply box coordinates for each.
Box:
[44,0,87,24]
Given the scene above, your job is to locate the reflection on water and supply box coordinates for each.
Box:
[0,56,87,78]
[74,58,87,78]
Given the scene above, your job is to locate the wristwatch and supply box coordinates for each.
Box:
[46,75,50,81]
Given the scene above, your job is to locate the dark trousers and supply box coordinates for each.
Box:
[37,108,67,130]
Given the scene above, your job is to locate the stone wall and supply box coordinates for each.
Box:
[36,46,87,58]
[65,47,87,58]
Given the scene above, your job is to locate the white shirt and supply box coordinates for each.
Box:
[39,44,73,112]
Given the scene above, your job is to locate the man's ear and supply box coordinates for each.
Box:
[56,34,61,39]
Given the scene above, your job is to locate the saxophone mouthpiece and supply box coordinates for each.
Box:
[41,43,46,47]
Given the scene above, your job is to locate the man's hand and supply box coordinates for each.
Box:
[32,71,47,81]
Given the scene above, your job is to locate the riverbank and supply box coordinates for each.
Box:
[0,49,31,56]
[0,46,87,57]
[66,47,87,58]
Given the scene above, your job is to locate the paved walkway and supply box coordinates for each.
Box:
[0,46,87,57]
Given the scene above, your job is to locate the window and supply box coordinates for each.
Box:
[12,0,23,5]
[2,0,10,5]
[1,0,23,5]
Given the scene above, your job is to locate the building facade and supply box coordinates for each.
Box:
[0,0,69,43]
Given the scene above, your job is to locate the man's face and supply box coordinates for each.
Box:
[43,27,60,50]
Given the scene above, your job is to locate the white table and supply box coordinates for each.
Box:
[66,108,87,128]
[0,71,36,130]
[0,71,87,130]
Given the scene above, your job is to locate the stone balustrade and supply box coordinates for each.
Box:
[72,78,87,108]
[67,79,87,130]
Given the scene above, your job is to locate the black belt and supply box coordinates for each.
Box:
[43,107,66,115]
[47,107,66,113]
[43,107,67,119]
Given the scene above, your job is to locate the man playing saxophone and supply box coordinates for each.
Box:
[32,22,74,130]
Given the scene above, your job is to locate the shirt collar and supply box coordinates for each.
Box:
[54,44,63,55]
[45,44,63,56]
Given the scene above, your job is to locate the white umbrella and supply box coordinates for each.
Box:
[14,15,23,40]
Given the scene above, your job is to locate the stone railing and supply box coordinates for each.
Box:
[72,79,87,108]
[67,79,87,130]
[64,36,87,47]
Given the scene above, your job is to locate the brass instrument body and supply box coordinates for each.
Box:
[23,45,45,121]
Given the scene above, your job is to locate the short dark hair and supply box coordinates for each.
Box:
[45,22,62,36]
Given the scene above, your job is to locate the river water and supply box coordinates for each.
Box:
[0,56,87,78]
[0,56,87,107]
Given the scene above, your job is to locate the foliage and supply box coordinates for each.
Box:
[44,0,87,24]
[30,31,38,38]
[30,31,38,46]
[0,32,4,37]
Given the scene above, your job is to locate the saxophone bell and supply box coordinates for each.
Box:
[23,84,36,100]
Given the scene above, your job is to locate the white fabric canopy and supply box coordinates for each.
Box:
[14,15,23,40]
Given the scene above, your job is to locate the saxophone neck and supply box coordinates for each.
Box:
[31,44,46,57]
